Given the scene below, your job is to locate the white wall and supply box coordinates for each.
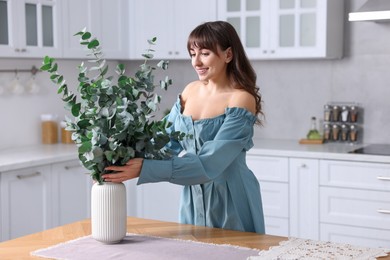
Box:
[0,0,389,150]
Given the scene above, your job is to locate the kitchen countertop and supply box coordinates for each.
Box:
[0,139,389,172]
[0,217,286,259]
[250,139,390,163]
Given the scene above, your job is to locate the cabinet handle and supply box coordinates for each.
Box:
[64,165,81,170]
[300,164,307,168]
[168,51,173,55]
[17,172,41,179]
[377,176,390,181]
[377,209,390,214]
[14,48,26,53]
[175,51,179,55]
[270,50,275,54]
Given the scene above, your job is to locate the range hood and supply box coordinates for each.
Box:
[349,0,390,22]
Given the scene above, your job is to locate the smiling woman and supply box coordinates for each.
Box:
[103,21,266,234]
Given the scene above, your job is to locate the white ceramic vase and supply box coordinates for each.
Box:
[91,182,127,244]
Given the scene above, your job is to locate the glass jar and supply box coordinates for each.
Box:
[332,105,340,122]
[349,125,358,142]
[350,106,358,123]
[323,124,331,141]
[332,124,340,141]
[324,105,331,122]
[41,114,58,144]
[340,106,349,122]
[340,124,349,141]
[60,121,73,144]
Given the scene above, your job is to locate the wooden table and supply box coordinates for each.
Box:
[0,217,388,259]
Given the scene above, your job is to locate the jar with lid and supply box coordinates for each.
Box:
[324,105,331,122]
[332,124,340,141]
[349,125,358,142]
[350,106,358,123]
[340,124,349,141]
[60,121,73,144]
[340,106,349,122]
[41,114,58,144]
[323,124,331,141]
[332,105,340,122]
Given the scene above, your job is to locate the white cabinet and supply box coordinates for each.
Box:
[0,165,53,241]
[247,155,289,236]
[136,182,182,222]
[289,158,319,240]
[129,0,217,59]
[217,0,344,59]
[62,0,128,59]
[51,160,92,226]
[0,0,62,58]
[319,160,390,247]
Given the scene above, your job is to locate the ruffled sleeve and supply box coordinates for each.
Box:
[137,106,256,186]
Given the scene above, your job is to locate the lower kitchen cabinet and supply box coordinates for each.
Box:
[319,160,390,247]
[0,165,53,241]
[0,160,93,241]
[247,155,289,236]
[136,182,182,222]
[51,160,92,226]
[289,158,319,240]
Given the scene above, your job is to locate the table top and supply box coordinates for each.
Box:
[0,217,286,259]
[1,217,389,260]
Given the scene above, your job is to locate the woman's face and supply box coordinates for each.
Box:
[189,45,230,82]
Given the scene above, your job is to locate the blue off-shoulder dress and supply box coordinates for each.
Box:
[137,96,265,234]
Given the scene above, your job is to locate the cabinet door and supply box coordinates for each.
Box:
[289,158,319,240]
[62,0,128,59]
[217,0,343,59]
[321,223,390,248]
[0,165,52,241]
[0,0,62,58]
[51,160,92,226]
[217,0,268,58]
[130,0,217,59]
[137,182,182,222]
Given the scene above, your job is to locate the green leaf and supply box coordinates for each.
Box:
[71,103,81,117]
[88,39,100,49]
[82,32,91,40]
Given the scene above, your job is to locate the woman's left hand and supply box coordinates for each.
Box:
[102,158,144,183]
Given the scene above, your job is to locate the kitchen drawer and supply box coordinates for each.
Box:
[247,155,288,182]
[320,187,390,230]
[320,160,390,191]
[264,216,289,237]
[260,182,289,218]
[320,223,390,248]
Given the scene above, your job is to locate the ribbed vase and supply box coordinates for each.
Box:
[91,182,127,244]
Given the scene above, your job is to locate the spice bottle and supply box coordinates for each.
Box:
[349,125,358,142]
[323,124,331,141]
[350,106,358,123]
[340,106,349,122]
[341,124,349,141]
[41,114,58,144]
[324,105,331,122]
[332,106,340,122]
[332,124,340,141]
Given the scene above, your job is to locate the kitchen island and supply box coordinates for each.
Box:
[0,217,285,259]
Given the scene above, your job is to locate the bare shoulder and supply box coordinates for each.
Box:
[229,90,256,114]
[181,81,202,101]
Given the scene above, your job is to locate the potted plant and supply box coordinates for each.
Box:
[40,29,185,243]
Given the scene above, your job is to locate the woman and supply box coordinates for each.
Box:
[103,21,265,234]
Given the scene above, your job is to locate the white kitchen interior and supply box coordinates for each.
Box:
[0,0,390,252]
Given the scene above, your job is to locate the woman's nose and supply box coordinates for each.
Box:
[192,55,201,66]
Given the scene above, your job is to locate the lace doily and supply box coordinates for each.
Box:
[248,237,390,260]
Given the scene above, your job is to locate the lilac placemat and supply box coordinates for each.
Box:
[31,233,261,260]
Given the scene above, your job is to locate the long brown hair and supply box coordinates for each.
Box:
[187,21,263,123]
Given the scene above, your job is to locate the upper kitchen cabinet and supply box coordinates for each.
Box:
[217,0,344,59]
[0,0,62,58]
[62,0,128,59]
[129,0,217,60]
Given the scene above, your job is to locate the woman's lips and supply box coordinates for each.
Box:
[196,68,208,75]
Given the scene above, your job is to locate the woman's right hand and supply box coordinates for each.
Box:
[102,158,144,183]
